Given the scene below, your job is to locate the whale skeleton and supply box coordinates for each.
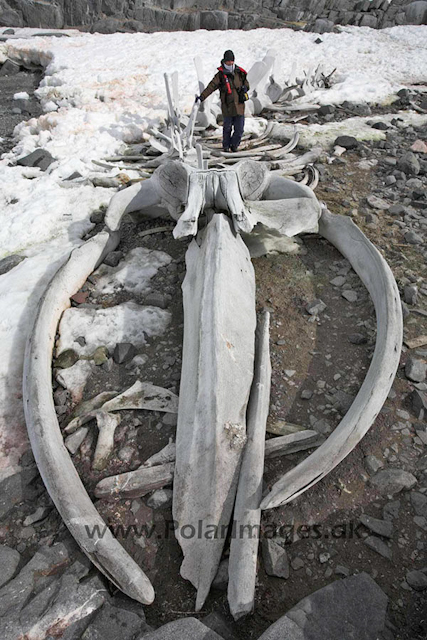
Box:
[23,71,402,617]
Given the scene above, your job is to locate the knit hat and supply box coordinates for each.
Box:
[223,50,235,62]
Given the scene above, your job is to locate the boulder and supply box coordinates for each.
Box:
[16,149,55,171]
[200,10,228,30]
[369,468,417,495]
[333,135,358,149]
[258,573,388,640]
[404,1,427,24]
[312,18,335,33]
[143,617,224,639]
[0,59,20,76]
[20,1,64,28]
[397,152,420,175]
[0,7,24,28]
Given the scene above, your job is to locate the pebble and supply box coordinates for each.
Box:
[23,506,50,527]
[370,468,417,495]
[348,333,368,345]
[146,489,173,509]
[342,290,358,303]
[364,535,392,560]
[306,299,326,315]
[406,570,427,591]
[359,514,393,539]
[405,357,426,382]
[301,389,313,400]
[291,557,305,571]
[364,455,384,475]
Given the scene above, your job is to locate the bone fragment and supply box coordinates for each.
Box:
[95,462,175,500]
[93,411,122,471]
[228,311,271,621]
[173,213,256,612]
[264,430,324,458]
[101,380,178,414]
[261,209,403,510]
[141,439,176,468]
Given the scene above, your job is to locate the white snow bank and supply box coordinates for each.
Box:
[93,247,172,296]
[57,301,171,357]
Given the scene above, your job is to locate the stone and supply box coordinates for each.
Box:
[103,251,123,267]
[411,140,427,153]
[415,424,427,445]
[360,514,393,538]
[0,59,20,76]
[92,346,109,365]
[23,506,50,526]
[0,468,39,520]
[90,210,106,224]
[335,565,350,577]
[385,175,396,185]
[80,602,143,640]
[0,543,70,619]
[397,152,420,176]
[342,290,358,302]
[405,357,426,382]
[0,254,25,275]
[144,292,168,308]
[1,573,106,640]
[291,557,304,571]
[349,333,368,345]
[411,389,427,415]
[306,299,326,315]
[404,230,423,244]
[371,121,389,130]
[404,2,427,25]
[370,468,417,495]
[146,488,173,509]
[16,148,55,171]
[312,18,335,33]
[403,285,418,305]
[389,203,407,216]
[212,559,229,590]
[364,535,392,559]
[330,276,346,286]
[367,194,389,210]
[0,545,20,589]
[258,573,388,640]
[142,618,224,639]
[54,349,79,369]
[333,135,358,150]
[364,455,384,475]
[411,492,427,518]
[262,538,290,579]
[406,569,427,591]
[199,10,228,30]
[383,501,400,521]
[300,389,313,400]
[365,213,379,225]
[113,342,136,364]
[202,612,235,640]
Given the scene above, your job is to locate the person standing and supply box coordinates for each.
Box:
[196,50,249,153]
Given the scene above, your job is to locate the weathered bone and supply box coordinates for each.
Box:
[93,411,122,471]
[260,209,403,510]
[102,380,178,413]
[173,213,256,612]
[228,311,271,621]
[264,430,324,458]
[95,462,175,499]
[23,232,155,605]
[140,439,176,468]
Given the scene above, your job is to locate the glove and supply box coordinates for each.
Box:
[195,95,202,103]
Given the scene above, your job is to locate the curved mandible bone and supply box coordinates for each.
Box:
[23,232,155,604]
[260,209,403,510]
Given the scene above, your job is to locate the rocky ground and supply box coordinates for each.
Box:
[0,65,426,640]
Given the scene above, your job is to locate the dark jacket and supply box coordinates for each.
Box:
[200,64,249,117]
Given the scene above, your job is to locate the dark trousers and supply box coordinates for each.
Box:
[223,115,245,150]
